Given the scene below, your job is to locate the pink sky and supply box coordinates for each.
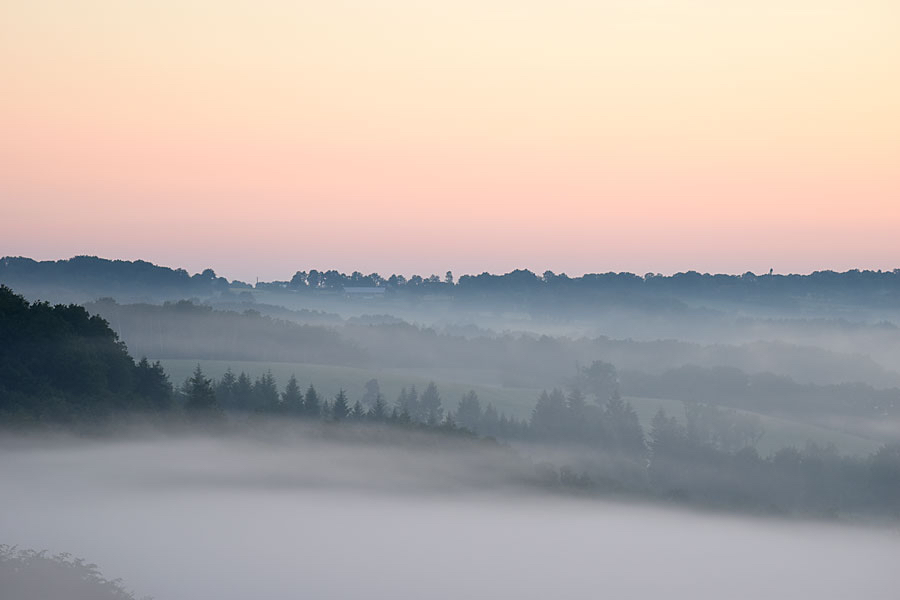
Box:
[2,1,898,281]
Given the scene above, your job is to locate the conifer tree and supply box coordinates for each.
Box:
[332,389,350,421]
[184,364,220,416]
[420,381,443,425]
[396,386,420,422]
[234,372,254,410]
[351,400,366,420]
[368,393,388,421]
[455,390,482,433]
[252,370,279,411]
[303,385,321,418]
[481,403,499,436]
[134,357,173,410]
[215,368,238,409]
[603,390,646,455]
[319,398,332,420]
[281,374,303,414]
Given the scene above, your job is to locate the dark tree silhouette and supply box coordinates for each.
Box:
[183,365,220,417]
[215,368,238,409]
[0,285,171,423]
[134,358,173,411]
[233,372,253,410]
[331,389,350,421]
[303,385,321,419]
[281,374,303,413]
[252,370,279,411]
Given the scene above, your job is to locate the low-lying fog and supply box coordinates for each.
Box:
[2,431,898,600]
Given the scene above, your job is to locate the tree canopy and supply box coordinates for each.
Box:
[0,285,172,423]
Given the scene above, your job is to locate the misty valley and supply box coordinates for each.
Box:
[5,0,900,596]
[2,257,900,599]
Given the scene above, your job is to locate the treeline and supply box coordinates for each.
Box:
[177,365,661,454]
[620,365,900,423]
[6,256,900,307]
[273,266,900,306]
[179,365,644,454]
[0,286,172,424]
[179,366,519,436]
[0,255,236,303]
[341,321,898,388]
[180,365,900,517]
[643,410,900,516]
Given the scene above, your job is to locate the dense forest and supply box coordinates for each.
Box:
[0,286,172,423]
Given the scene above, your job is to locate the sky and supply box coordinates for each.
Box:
[1,0,898,282]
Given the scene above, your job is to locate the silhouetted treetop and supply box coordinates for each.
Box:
[0,285,172,423]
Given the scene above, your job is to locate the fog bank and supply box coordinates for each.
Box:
[2,433,898,600]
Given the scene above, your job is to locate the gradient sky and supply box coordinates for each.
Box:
[2,1,898,281]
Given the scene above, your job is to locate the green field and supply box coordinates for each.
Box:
[157,359,883,456]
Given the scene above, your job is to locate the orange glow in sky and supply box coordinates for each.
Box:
[2,1,898,281]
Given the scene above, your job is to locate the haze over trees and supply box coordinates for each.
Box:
[4,259,900,598]
[2,288,898,518]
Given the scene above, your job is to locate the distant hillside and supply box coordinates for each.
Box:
[4,256,900,309]
[272,266,900,308]
[86,298,365,366]
[0,255,238,303]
